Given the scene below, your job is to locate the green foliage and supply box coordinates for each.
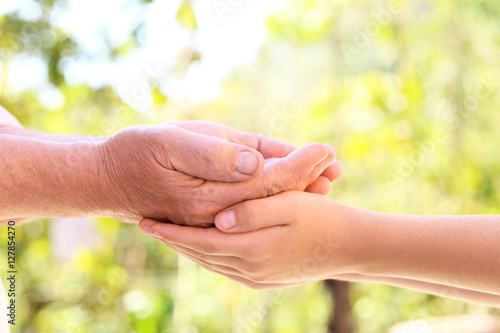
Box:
[1,0,500,332]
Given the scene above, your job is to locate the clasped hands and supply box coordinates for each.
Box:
[93,120,343,289]
[7,116,497,302]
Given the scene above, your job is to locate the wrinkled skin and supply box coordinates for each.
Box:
[96,121,342,225]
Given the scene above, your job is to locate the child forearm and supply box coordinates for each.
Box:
[341,204,500,295]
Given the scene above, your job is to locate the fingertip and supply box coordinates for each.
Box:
[305,176,331,195]
[256,135,297,158]
[139,218,154,233]
[322,144,336,158]
[287,143,330,167]
[330,161,343,179]
[215,210,237,232]
[306,142,330,155]
[321,161,343,181]
[215,201,255,234]
[335,161,343,177]
[321,154,336,169]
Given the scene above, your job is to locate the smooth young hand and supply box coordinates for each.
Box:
[140,189,500,304]
[139,191,355,288]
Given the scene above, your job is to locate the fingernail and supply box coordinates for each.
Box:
[141,226,150,234]
[237,151,259,175]
[323,144,336,156]
[152,231,163,240]
[219,210,236,230]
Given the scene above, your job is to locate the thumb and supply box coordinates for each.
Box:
[158,126,265,182]
[215,191,299,233]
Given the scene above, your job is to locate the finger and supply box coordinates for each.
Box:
[265,159,338,194]
[264,157,280,164]
[183,254,258,288]
[215,191,300,233]
[321,161,343,182]
[177,251,297,290]
[218,143,336,203]
[168,242,247,271]
[262,144,335,197]
[168,243,247,277]
[255,135,296,159]
[139,218,251,257]
[265,158,337,194]
[305,176,331,195]
[154,125,265,182]
[166,120,297,158]
[165,121,343,187]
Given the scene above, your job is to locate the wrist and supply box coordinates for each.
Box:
[339,207,414,278]
[83,139,129,221]
[323,201,383,277]
[89,137,144,223]
[57,140,109,218]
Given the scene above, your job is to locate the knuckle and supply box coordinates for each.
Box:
[202,137,225,165]
[190,201,213,220]
[237,202,260,227]
[264,174,283,197]
[246,244,266,259]
[200,242,215,256]
[242,261,271,284]
[263,166,305,196]
[243,262,259,275]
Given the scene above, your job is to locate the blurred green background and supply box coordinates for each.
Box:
[1,0,499,332]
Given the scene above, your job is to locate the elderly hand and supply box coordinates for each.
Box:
[96,123,341,225]
[163,120,342,195]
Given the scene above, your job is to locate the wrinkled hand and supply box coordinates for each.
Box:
[139,191,352,289]
[96,122,341,225]
[164,120,342,195]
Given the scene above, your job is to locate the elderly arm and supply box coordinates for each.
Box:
[0,135,102,224]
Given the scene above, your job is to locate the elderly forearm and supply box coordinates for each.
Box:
[345,206,500,295]
[0,134,103,223]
